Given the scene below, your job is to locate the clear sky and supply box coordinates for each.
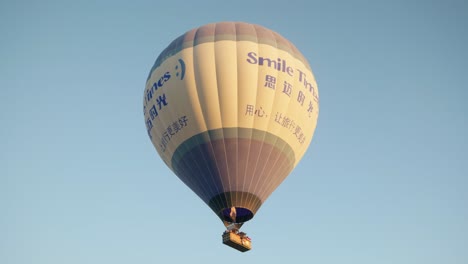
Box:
[1,0,467,263]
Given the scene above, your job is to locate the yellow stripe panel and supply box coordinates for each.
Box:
[215,41,238,128]
[236,41,259,129]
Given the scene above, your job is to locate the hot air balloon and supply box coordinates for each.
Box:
[143,21,319,252]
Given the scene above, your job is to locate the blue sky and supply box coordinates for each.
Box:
[1,0,467,263]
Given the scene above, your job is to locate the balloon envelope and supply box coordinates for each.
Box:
[143,21,319,224]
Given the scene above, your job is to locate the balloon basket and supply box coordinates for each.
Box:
[222,230,252,252]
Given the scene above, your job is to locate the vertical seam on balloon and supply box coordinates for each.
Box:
[239,23,257,213]
[245,27,282,211]
[196,26,231,217]
[263,49,317,197]
[173,35,218,206]
[173,49,218,203]
[234,22,240,213]
[253,35,293,205]
[258,138,294,203]
[257,37,299,203]
[268,62,305,201]
[166,48,218,204]
[249,36,278,204]
[191,27,226,215]
[213,22,233,213]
